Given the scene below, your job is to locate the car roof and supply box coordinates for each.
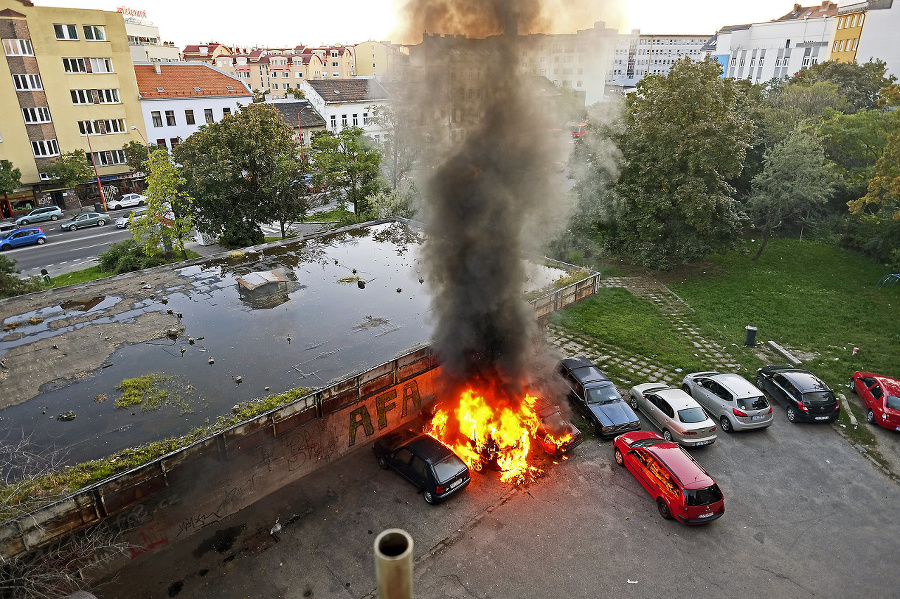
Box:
[560,357,611,385]
[647,444,714,490]
[775,369,829,392]
[405,435,454,462]
[708,373,762,398]
[653,388,700,410]
[858,372,900,395]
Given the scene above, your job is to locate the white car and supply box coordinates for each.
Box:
[681,372,773,433]
[115,207,148,228]
[109,193,146,210]
[628,383,718,447]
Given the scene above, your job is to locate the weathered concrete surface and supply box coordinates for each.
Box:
[0,269,186,410]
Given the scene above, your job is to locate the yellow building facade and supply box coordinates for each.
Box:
[1,0,146,214]
[830,8,866,63]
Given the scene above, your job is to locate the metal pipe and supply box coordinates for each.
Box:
[374,528,413,599]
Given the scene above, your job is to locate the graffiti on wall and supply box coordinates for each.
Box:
[348,379,423,447]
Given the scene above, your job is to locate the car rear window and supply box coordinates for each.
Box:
[737,395,768,410]
[803,391,835,404]
[586,385,621,404]
[677,407,707,423]
[684,484,723,506]
[887,395,900,411]
[433,454,467,483]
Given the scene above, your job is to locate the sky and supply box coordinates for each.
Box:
[34,0,804,48]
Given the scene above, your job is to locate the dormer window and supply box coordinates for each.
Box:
[200,46,208,53]
[194,86,201,91]
[226,86,234,90]
[156,87,165,92]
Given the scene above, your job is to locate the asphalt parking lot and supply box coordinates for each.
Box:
[102,395,900,599]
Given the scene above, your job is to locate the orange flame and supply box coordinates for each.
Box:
[425,387,546,484]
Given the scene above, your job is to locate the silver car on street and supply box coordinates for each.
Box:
[682,372,774,433]
[628,383,718,447]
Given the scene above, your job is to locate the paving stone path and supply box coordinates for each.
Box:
[547,275,743,390]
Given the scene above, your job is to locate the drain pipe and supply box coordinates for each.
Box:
[374,528,413,599]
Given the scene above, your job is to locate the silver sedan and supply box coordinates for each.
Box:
[628,384,718,447]
[682,372,773,433]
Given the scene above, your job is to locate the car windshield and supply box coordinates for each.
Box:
[737,395,769,410]
[678,407,708,423]
[629,438,666,448]
[886,395,900,411]
[684,484,723,506]
[803,391,835,404]
[433,454,467,483]
[585,385,621,404]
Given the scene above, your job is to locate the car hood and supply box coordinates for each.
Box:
[588,400,636,427]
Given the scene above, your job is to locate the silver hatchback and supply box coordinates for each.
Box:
[682,372,773,433]
[629,384,718,447]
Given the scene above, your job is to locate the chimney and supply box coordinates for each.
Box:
[153,62,161,74]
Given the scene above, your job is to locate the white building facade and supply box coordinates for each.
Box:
[853,0,900,77]
[299,78,389,143]
[607,32,710,88]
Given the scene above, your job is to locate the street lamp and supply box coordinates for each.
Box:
[131,125,152,161]
[83,129,107,211]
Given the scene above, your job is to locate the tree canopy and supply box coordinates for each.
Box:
[605,57,753,269]
[310,126,384,217]
[132,148,194,259]
[790,59,896,113]
[173,103,298,247]
[0,160,21,195]
[44,151,93,190]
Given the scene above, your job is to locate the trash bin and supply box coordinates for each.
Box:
[93,202,104,212]
[744,325,757,347]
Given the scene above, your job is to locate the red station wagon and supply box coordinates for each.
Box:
[614,430,724,525]
[850,371,900,432]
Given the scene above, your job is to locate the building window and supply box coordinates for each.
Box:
[341,114,347,126]
[22,107,52,123]
[89,58,113,73]
[170,138,180,149]
[282,72,289,77]
[185,109,195,125]
[54,24,79,40]
[332,72,339,77]
[63,57,87,73]
[98,88,119,103]
[151,111,162,127]
[3,39,34,56]
[165,110,176,126]
[330,114,336,129]
[31,139,60,157]
[156,139,166,148]
[13,73,42,90]
[83,25,106,41]
[295,71,303,78]
[223,107,231,116]
[71,89,92,104]
[352,114,358,126]
[92,149,127,165]
[78,119,125,135]
[273,83,279,89]
[204,108,214,123]
[363,112,368,125]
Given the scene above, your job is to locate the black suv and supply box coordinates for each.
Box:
[556,356,641,438]
[756,366,840,423]
[373,428,470,505]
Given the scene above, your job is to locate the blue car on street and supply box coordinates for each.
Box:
[0,227,47,250]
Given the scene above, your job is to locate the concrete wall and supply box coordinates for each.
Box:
[0,269,602,570]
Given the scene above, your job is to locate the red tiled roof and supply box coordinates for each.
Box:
[134,64,251,99]
[774,2,838,21]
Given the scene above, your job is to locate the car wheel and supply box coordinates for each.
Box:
[719,416,733,433]
[866,409,875,425]
[138,200,145,206]
[377,456,388,470]
[423,491,436,505]
[756,374,766,389]
[657,498,673,520]
[68,224,77,231]
[19,219,29,225]
[630,396,639,410]
[98,219,106,226]
[662,429,673,442]
[848,380,857,394]
[36,238,46,245]
[614,447,624,466]
[786,405,799,423]
[50,215,59,221]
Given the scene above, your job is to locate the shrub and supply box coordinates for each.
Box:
[218,220,264,248]
[0,255,43,298]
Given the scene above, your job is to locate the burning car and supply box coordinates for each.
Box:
[373,428,471,505]
[531,396,582,457]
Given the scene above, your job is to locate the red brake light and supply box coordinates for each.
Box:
[768,407,773,414]
[684,431,697,435]
[797,403,809,412]
[435,485,445,494]
[732,408,748,417]
[38,227,44,233]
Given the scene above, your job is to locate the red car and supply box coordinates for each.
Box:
[849,372,900,432]
[613,430,724,525]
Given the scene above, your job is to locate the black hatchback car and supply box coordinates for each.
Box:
[756,366,840,423]
[556,356,641,438]
[373,428,471,505]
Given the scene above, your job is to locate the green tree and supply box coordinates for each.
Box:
[371,104,415,190]
[310,126,384,217]
[0,160,22,195]
[819,108,895,203]
[122,140,153,173]
[608,57,752,269]
[791,59,896,113]
[746,128,834,260]
[132,148,194,259]
[850,126,900,223]
[0,255,43,299]
[43,150,93,190]
[174,103,298,248]
[268,153,320,239]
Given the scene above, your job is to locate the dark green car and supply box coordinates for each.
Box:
[60,212,109,231]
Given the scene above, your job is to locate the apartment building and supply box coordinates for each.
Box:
[299,78,389,142]
[851,0,900,77]
[354,40,409,78]
[607,32,710,89]
[121,9,180,64]
[134,62,252,151]
[182,42,231,64]
[706,2,839,83]
[0,0,146,215]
